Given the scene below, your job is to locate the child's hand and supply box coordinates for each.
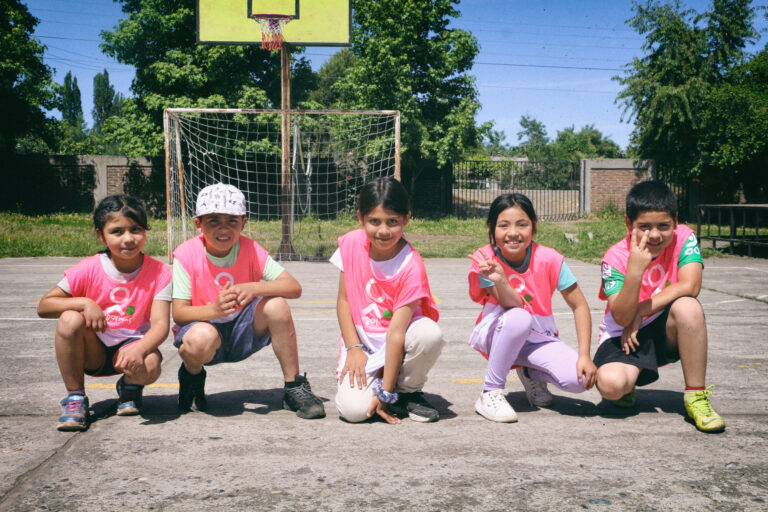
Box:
[212,285,238,317]
[339,348,369,389]
[620,312,643,354]
[576,354,597,390]
[230,283,258,307]
[83,300,106,332]
[366,396,401,425]
[468,249,506,285]
[113,343,145,375]
[627,228,653,274]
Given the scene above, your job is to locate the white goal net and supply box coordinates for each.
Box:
[165,108,400,260]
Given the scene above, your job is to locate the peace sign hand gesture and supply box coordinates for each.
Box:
[468,249,506,285]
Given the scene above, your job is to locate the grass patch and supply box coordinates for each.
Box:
[0,212,717,262]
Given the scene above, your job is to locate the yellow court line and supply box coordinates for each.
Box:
[737,361,765,368]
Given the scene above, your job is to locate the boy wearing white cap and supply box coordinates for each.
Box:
[171,183,325,419]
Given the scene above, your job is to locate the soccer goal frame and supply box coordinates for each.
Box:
[164,107,401,261]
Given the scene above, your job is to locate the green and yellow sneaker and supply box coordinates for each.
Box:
[611,386,637,408]
[684,386,725,433]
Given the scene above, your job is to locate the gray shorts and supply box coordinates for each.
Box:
[173,298,271,365]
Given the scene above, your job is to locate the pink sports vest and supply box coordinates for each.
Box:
[337,229,438,364]
[468,243,564,355]
[172,235,269,309]
[598,224,694,343]
[65,254,171,347]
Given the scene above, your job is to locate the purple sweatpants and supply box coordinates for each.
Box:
[477,308,586,393]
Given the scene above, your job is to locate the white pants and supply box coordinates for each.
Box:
[334,317,445,422]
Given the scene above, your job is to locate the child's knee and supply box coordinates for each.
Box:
[262,297,292,323]
[405,318,445,355]
[670,296,705,325]
[181,323,220,355]
[596,367,632,399]
[501,308,533,336]
[334,392,370,423]
[56,310,86,336]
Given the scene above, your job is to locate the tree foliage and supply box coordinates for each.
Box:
[335,0,482,179]
[99,0,315,157]
[92,69,124,134]
[61,72,83,127]
[0,0,57,154]
[616,0,760,199]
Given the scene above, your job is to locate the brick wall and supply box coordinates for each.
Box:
[581,159,654,214]
[106,164,153,196]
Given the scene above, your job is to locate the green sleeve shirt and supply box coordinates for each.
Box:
[602,232,703,297]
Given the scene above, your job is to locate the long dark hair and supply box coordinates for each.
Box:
[93,194,150,232]
[357,177,410,216]
[486,193,537,245]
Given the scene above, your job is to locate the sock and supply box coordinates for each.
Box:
[685,386,706,393]
[285,380,300,388]
[67,390,86,397]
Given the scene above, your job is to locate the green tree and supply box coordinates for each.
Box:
[308,48,356,107]
[698,48,768,201]
[92,69,124,134]
[335,0,482,184]
[616,0,757,179]
[0,0,57,154]
[61,71,83,127]
[100,0,315,157]
[551,125,623,160]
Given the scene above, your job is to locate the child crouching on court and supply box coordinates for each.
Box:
[38,195,171,431]
[171,183,325,419]
[333,177,445,424]
[594,181,724,433]
[467,193,595,423]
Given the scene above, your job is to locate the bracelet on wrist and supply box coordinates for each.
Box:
[372,378,399,404]
[345,343,364,352]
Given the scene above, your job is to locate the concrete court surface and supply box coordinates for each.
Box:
[0,256,766,511]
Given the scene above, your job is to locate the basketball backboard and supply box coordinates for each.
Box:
[197,0,351,47]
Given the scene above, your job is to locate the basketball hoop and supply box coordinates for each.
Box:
[250,14,292,51]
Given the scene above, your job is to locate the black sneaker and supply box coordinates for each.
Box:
[389,391,439,423]
[283,373,325,419]
[116,375,144,416]
[178,364,207,412]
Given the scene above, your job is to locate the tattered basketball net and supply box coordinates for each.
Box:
[250,14,292,50]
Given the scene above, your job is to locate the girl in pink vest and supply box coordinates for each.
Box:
[38,195,171,431]
[468,193,596,422]
[333,177,445,424]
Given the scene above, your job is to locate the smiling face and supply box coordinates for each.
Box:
[492,205,535,267]
[96,213,147,272]
[357,205,410,261]
[194,213,247,257]
[626,210,677,256]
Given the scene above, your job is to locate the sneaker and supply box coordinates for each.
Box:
[116,375,144,416]
[58,394,89,431]
[283,373,325,419]
[389,391,439,423]
[516,367,554,407]
[475,389,518,423]
[178,364,207,412]
[611,386,637,408]
[684,386,725,433]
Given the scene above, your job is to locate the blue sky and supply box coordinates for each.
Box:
[29,0,768,150]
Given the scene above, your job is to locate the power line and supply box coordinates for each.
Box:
[475,62,622,72]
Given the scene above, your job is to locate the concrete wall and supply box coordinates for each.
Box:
[72,155,154,205]
[581,158,654,214]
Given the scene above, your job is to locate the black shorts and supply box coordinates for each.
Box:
[85,339,145,377]
[593,305,680,387]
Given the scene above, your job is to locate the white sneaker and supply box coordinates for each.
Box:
[516,367,553,407]
[475,389,518,423]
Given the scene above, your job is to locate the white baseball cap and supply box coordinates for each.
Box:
[195,183,247,217]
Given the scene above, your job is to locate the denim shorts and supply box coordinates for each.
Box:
[173,298,271,365]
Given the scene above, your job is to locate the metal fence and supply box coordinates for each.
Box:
[451,160,581,220]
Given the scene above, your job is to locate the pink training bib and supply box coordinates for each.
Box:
[65,254,171,347]
[172,234,269,308]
